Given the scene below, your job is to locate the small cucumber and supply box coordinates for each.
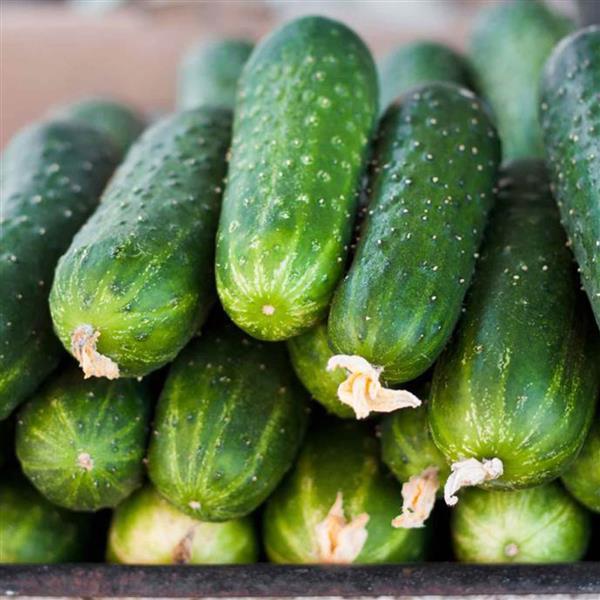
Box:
[469,0,573,160]
[379,41,472,112]
[56,97,146,157]
[327,83,500,417]
[107,485,258,564]
[0,473,90,563]
[0,120,117,420]
[50,107,231,379]
[429,160,600,503]
[287,321,353,418]
[216,16,378,341]
[562,416,600,513]
[540,26,600,328]
[177,38,254,110]
[148,320,308,521]
[452,484,591,563]
[16,367,151,511]
[264,420,427,564]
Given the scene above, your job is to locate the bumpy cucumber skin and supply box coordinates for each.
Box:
[0,474,90,563]
[216,16,378,341]
[16,368,151,511]
[177,39,254,110]
[430,160,600,489]
[379,41,472,112]
[50,108,231,378]
[148,321,309,522]
[107,485,258,564]
[287,321,353,418]
[329,83,500,384]
[469,0,573,160]
[540,26,600,328]
[264,420,427,564]
[0,121,117,420]
[563,417,600,513]
[57,97,146,157]
[452,484,591,563]
[380,402,449,487]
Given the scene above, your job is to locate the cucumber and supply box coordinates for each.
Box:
[379,41,472,112]
[0,473,90,563]
[540,26,600,328]
[327,83,500,418]
[429,160,600,504]
[469,0,573,160]
[177,38,254,110]
[452,483,591,563]
[56,97,146,157]
[264,420,427,563]
[0,120,117,420]
[148,320,308,521]
[107,485,258,564]
[562,416,600,513]
[50,107,231,379]
[216,16,378,341]
[287,321,353,418]
[16,367,151,511]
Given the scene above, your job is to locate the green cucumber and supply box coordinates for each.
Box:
[469,0,573,160]
[287,321,353,418]
[107,485,258,565]
[148,320,308,521]
[264,420,427,563]
[16,367,151,511]
[177,38,254,110]
[540,26,600,328]
[107,485,258,564]
[328,83,500,395]
[216,16,378,341]
[562,416,600,512]
[452,483,591,563]
[56,97,146,157]
[429,160,600,501]
[0,120,117,420]
[50,107,231,379]
[0,473,90,563]
[379,41,472,112]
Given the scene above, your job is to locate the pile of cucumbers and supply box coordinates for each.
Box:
[1,0,599,566]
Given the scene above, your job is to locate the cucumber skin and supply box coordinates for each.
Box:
[57,97,146,157]
[329,83,500,384]
[50,108,231,378]
[452,484,591,563]
[0,121,117,420]
[264,420,427,564]
[107,485,258,564]
[469,0,573,160]
[216,16,378,341]
[16,368,151,511]
[0,474,90,563]
[429,160,600,489]
[540,26,600,329]
[177,39,254,110]
[286,322,353,418]
[379,42,472,112]
[562,417,600,513]
[148,321,309,522]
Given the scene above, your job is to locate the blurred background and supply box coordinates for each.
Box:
[0,0,594,146]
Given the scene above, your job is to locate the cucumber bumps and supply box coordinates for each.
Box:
[50,107,231,379]
[429,160,600,504]
[328,83,500,418]
[216,16,378,340]
[540,26,600,328]
[0,120,117,419]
